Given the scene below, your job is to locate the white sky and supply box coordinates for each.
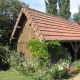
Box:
[20,0,80,14]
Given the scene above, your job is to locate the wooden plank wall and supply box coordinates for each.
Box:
[17,19,38,58]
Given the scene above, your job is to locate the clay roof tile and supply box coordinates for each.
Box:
[10,7,80,42]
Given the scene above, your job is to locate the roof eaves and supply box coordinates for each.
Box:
[10,8,23,42]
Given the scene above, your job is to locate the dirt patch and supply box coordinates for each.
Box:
[69,73,80,80]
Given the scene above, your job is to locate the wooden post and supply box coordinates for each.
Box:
[70,42,75,52]
[74,42,77,60]
[78,43,80,51]
[70,42,80,60]
[74,52,77,60]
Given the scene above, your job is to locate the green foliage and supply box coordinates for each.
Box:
[0,69,28,80]
[73,13,80,24]
[8,51,21,70]
[45,0,71,19]
[72,60,80,71]
[0,0,28,48]
[45,0,57,15]
[34,59,70,79]
[26,39,50,60]
[57,59,70,64]
[0,45,10,70]
[26,39,64,62]
[9,52,35,75]
[9,51,80,79]
[48,42,64,58]
[64,48,72,61]
[59,0,71,19]
[0,45,9,63]
[73,6,80,24]
[52,59,70,79]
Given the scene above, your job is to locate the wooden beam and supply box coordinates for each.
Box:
[10,37,17,43]
[17,26,22,29]
[77,43,80,51]
[70,42,78,60]
[70,42,76,52]
[12,37,17,39]
[74,42,77,60]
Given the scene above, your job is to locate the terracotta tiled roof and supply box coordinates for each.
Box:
[10,7,80,42]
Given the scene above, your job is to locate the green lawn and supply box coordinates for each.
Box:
[0,69,27,80]
[0,69,80,80]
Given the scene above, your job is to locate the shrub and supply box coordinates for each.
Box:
[9,51,73,80]
[26,39,64,63]
[8,51,21,70]
[8,39,75,79]
[9,52,37,75]
[0,45,10,70]
[69,65,79,75]
[70,60,80,75]
[31,60,53,80]
[35,59,71,79]
[52,59,70,79]
[26,39,50,61]
[9,51,53,79]
[72,60,80,71]
[0,45,9,63]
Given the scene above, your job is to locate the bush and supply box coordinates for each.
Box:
[69,65,79,75]
[8,38,77,79]
[52,59,70,79]
[26,39,65,63]
[32,59,71,80]
[9,51,75,80]
[35,59,71,80]
[9,50,80,80]
[0,45,9,62]
[0,45,10,70]
[72,60,80,71]
[8,51,21,70]
[9,51,53,79]
[70,60,80,75]
[9,52,36,75]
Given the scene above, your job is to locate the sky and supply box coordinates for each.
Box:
[20,0,80,15]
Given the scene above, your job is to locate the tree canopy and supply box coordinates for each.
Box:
[0,0,28,49]
[59,0,71,19]
[73,5,80,24]
[45,0,71,19]
[45,0,57,15]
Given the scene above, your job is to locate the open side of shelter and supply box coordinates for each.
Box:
[10,7,80,60]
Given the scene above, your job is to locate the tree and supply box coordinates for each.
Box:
[73,5,80,24]
[45,0,57,15]
[0,0,28,48]
[45,0,71,19]
[59,0,71,19]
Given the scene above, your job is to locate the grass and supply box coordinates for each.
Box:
[0,69,27,80]
[0,69,80,80]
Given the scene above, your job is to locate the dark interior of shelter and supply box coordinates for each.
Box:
[62,42,80,61]
[63,42,74,61]
[48,42,80,63]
